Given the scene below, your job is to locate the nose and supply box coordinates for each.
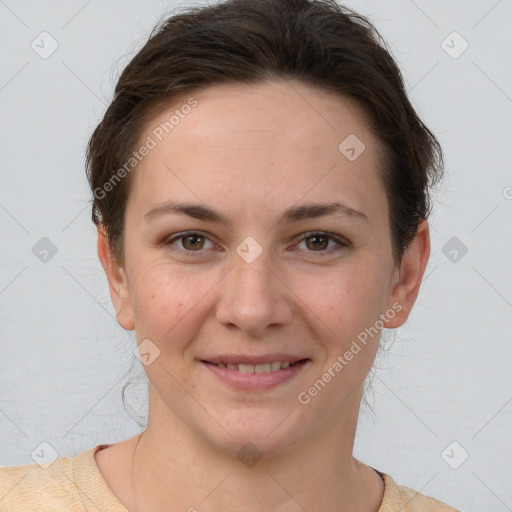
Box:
[215,247,294,337]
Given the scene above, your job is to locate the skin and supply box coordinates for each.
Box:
[95,79,430,512]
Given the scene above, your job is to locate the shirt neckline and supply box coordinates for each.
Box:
[74,443,393,512]
[73,443,129,512]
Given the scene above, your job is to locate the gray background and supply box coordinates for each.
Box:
[1,1,511,511]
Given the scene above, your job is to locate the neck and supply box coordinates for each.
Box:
[128,388,383,512]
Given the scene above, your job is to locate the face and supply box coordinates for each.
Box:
[99,79,428,458]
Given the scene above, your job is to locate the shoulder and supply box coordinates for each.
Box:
[0,443,129,512]
[379,472,461,511]
[0,451,84,512]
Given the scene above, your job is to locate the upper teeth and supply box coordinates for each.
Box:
[215,361,296,373]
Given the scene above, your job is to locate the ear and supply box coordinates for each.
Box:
[96,225,135,331]
[383,219,430,329]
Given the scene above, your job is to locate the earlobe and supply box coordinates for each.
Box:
[96,226,135,331]
[384,220,430,329]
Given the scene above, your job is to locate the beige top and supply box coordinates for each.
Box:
[0,444,460,511]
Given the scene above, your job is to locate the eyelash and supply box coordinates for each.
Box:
[162,231,349,257]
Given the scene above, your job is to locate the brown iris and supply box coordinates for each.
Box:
[304,235,329,251]
[182,234,205,251]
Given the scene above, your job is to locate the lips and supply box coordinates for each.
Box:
[201,357,310,391]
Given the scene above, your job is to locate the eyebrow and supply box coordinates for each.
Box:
[144,200,369,226]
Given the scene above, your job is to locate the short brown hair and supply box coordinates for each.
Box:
[86,0,444,268]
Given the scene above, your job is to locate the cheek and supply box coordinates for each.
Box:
[301,262,385,336]
[129,261,218,342]
[301,262,388,382]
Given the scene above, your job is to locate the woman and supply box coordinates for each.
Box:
[0,0,459,510]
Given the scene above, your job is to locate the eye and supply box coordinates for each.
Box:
[163,231,217,255]
[294,231,349,255]
[162,230,349,257]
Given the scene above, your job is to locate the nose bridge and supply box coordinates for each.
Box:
[232,245,273,295]
[215,240,292,334]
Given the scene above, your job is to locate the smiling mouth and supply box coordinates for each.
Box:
[202,359,310,374]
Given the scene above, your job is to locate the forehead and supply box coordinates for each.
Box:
[130,79,387,220]
[144,79,376,149]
